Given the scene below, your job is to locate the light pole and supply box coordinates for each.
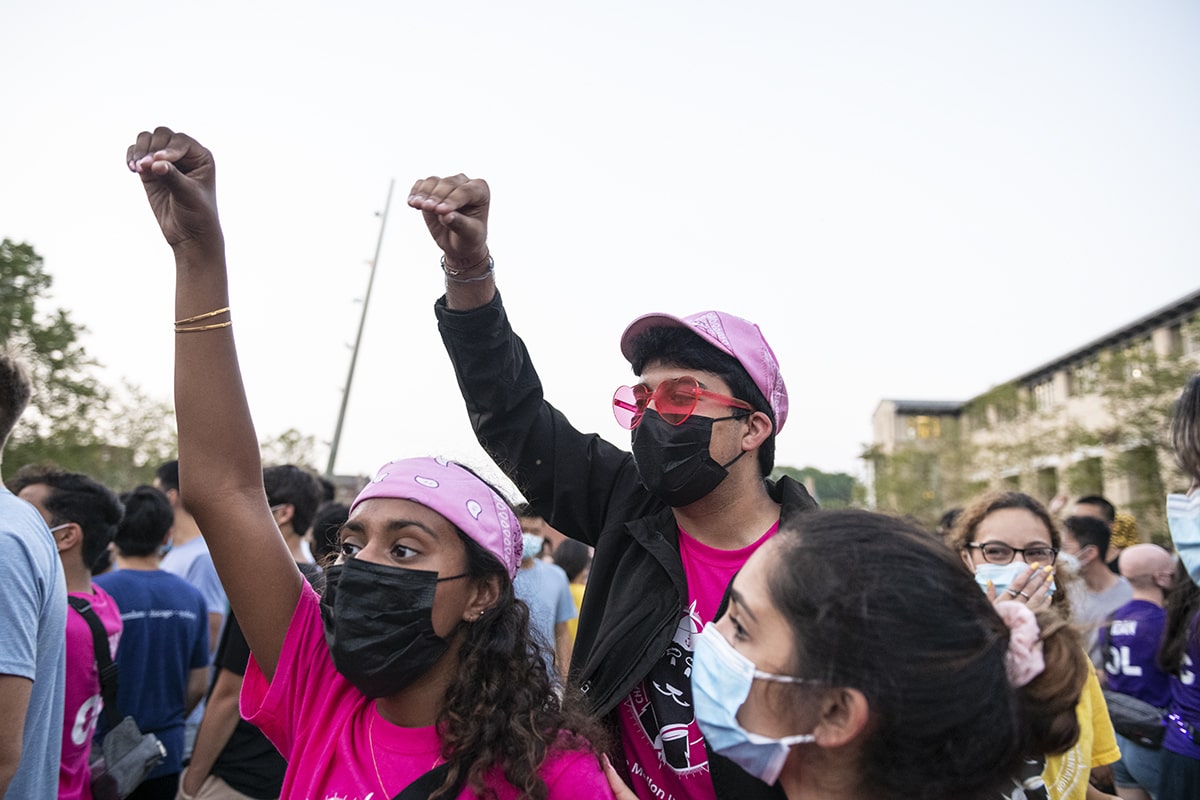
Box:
[326,178,394,478]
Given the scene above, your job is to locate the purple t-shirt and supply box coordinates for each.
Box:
[1102,599,1171,708]
[1163,612,1200,759]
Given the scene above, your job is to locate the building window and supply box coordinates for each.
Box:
[1183,316,1200,356]
[914,416,941,439]
[1036,467,1058,502]
[1033,380,1056,411]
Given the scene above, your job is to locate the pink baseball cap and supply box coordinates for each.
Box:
[349,456,523,579]
[619,310,789,433]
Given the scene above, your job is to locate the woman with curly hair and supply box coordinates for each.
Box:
[950,491,1118,800]
[126,127,612,800]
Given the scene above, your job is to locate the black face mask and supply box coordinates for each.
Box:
[319,559,467,698]
[631,409,747,507]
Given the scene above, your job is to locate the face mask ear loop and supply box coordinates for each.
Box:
[720,450,748,470]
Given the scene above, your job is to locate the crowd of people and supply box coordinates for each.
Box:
[0,126,1198,800]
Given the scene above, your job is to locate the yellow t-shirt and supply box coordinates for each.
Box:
[566,582,585,641]
[1043,659,1121,800]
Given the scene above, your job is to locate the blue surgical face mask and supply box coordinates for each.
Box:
[974,561,1057,598]
[1167,492,1200,585]
[692,624,815,785]
[973,562,1028,596]
[521,533,544,562]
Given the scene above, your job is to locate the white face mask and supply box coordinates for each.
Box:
[1057,551,1080,574]
[691,625,816,785]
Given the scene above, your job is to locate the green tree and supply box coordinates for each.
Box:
[1,239,177,489]
[772,465,863,509]
[260,427,319,470]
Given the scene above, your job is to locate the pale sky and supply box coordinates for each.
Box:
[3,1,1198,495]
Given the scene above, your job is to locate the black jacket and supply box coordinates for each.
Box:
[436,293,817,800]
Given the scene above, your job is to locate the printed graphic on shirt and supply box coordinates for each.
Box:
[624,602,707,774]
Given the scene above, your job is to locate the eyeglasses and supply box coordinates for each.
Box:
[967,542,1058,565]
[612,375,753,430]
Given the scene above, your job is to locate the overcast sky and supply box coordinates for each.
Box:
[3,1,1198,495]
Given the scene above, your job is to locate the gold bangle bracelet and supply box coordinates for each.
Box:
[175,306,231,325]
[175,320,233,333]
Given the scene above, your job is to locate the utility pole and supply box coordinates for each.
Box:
[326,178,394,478]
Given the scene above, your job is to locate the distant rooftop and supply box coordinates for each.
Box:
[882,399,965,415]
[879,286,1200,415]
[1016,285,1200,384]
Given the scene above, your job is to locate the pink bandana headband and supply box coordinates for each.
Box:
[350,457,523,579]
[994,601,1045,688]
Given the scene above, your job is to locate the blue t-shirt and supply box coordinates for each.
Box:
[513,559,576,677]
[1102,599,1171,708]
[93,569,210,777]
[0,487,67,800]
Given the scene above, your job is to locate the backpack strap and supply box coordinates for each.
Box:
[391,761,466,800]
[67,595,122,729]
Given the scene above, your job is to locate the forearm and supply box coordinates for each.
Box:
[1084,784,1119,800]
[173,241,262,506]
[182,670,241,791]
[435,296,634,544]
[555,623,572,682]
[185,666,209,715]
[171,242,300,673]
[207,612,223,656]
[0,675,30,797]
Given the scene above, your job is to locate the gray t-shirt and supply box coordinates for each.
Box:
[0,487,67,799]
[1075,575,1134,667]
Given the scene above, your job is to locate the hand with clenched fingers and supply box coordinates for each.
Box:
[127,126,222,253]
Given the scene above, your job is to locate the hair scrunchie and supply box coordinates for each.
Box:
[995,600,1045,688]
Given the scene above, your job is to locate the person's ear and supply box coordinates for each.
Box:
[812,687,870,748]
[53,522,82,554]
[272,503,296,528]
[740,411,774,451]
[464,574,503,623]
[960,547,976,573]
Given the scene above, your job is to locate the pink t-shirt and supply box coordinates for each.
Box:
[62,585,123,800]
[242,581,614,800]
[617,523,778,800]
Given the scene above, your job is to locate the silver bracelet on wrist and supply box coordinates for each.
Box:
[441,254,495,283]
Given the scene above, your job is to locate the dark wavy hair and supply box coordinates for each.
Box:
[767,509,1084,800]
[1172,371,1200,481]
[431,467,607,800]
